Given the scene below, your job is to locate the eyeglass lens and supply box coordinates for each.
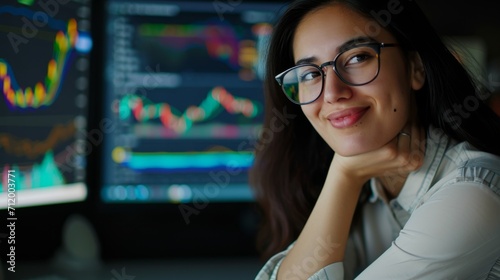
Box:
[281,45,380,104]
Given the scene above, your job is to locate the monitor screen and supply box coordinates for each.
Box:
[100,0,284,205]
[0,0,93,208]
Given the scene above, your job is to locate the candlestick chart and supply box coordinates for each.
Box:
[0,0,92,208]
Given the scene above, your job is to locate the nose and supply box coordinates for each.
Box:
[322,66,352,103]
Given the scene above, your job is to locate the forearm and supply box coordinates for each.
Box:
[277,169,365,279]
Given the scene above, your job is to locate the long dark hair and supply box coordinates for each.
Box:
[249,0,500,260]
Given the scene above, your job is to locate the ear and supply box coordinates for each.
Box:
[409,52,425,91]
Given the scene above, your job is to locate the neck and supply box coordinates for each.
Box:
[378,173,409,200]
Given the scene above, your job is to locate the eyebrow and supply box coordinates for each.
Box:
[295,36,378,65]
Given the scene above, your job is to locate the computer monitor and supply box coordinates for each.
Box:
[99,0,281,205]
[0,0,92,208]
[0,0,93,265]
[92,0,286,258]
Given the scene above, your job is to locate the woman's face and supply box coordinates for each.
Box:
[293,4,424,156]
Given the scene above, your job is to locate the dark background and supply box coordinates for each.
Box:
[1,0,499,279]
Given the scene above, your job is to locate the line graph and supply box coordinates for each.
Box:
[0,5,78,110]
[0,5,69,30]
[118,86,262,135]
[0,120,75,159]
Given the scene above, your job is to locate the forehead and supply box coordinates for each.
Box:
[292,4,394,61]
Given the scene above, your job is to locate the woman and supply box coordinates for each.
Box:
[250,0,500,279]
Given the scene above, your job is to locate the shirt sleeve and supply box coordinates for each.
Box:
[254,243,345,280]
[254,247,289,280]
[356,182,500,279]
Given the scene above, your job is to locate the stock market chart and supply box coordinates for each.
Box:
[100,1,280,203]
[0,0,92,208]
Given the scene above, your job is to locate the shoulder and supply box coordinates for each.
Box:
[422,126,500,194]
[397,127,500,213]
[399,181,500,259]
[402,129,500,257]
[431,136,500,196]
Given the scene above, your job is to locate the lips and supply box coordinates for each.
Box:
[327,107,369,129]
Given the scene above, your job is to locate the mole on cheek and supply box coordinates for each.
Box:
[393,108,397,112]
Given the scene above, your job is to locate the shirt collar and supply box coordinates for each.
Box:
[396,126,451,211]
[368,126,451,212]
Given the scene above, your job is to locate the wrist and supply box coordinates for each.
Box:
[327,159,370,190]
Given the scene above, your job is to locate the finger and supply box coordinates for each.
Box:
[407,124,425,169]
[409,122,420,152]
[415,126,426,167]
[397,131,411,154]
[419,127,426,154]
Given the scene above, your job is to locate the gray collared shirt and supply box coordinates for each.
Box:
[255,127,500,279]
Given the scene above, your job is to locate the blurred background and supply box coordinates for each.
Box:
[0,0,499,279]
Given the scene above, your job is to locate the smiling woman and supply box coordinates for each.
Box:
[250,0,500,279]
[290,5,422,157]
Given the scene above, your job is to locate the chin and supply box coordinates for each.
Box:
[331,141,382,157]
[333,149,368,157]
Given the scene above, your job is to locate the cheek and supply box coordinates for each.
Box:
[300,104,326,135]
[366,71,413,137]
[373,87,412,130]
[381,90,410,112]
[391,79,413,113]
[373,64,413,111]
[301,104,319,123]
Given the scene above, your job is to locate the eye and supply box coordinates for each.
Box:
[340,47,377,68]
[346,53,372,65]
[299,67,322,83]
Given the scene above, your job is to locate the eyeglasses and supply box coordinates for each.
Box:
[275,42,398,105]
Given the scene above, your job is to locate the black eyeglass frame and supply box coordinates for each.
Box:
[275,42,399,105]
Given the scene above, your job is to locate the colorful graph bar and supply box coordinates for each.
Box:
[119,86,261,134]
[112,146,254,172]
